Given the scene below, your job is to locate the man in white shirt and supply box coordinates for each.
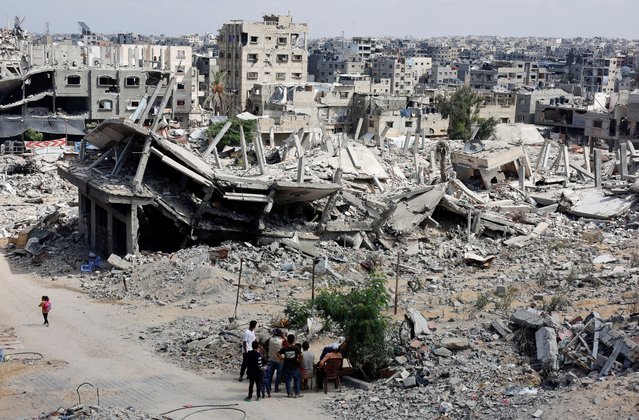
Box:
[301,341,315,390]
[239,320,257,381]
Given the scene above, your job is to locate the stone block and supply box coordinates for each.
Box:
[535,327,559,371]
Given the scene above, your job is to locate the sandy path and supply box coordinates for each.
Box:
[0,253,333,419]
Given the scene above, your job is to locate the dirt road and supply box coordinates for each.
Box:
[0,253,332,419]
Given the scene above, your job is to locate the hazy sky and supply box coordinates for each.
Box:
[9,0,639,39]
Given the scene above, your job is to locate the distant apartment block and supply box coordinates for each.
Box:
[217,14,308,113]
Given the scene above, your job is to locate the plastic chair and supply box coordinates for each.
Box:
[80,256,101,274]
[301,366,314,391]
[323,357,343,393]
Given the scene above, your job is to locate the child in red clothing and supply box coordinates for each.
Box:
[38,296,51,326]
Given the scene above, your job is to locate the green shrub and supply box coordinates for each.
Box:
[283,299,313,329]
[23,128,43,141]
[205,118,256,148]
[315,271,392,378]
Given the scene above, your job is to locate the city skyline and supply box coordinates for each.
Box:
[9,0,639,40]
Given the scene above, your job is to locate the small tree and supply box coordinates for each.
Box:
[435,86,496,140]
[315,271,392,378]
[23,128,43,142]
[205,117,256,148]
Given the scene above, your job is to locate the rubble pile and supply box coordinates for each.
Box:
[35,404,155,420]
[144,316,244,374]
[328,307,639,419]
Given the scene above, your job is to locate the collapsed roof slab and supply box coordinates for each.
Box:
[84,118,150,150]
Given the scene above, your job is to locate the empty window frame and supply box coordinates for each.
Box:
[247,72,258,80]
[276,72,286,80]
[97,76,116,86]
[67,75,81,85]
[125,76,140,87]
[98,99,113,110]
[276,54,288,63]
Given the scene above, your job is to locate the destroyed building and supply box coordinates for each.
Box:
[217,14,309,113]
[58,110,340,256]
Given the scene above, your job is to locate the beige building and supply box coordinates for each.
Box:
[217,14,308,114]
[370,57,415,95]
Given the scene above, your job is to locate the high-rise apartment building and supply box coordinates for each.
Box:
[217,14,308,113]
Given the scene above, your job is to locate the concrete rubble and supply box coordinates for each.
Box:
[3,117,639,419]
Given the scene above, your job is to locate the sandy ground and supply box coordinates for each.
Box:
[0,252,334,420]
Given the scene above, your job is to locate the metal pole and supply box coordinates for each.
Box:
[394,252,400,315]
[311,257,316,306]
[233,259,243,320]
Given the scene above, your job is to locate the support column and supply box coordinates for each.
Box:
[107,211,114,255]
[126,205,139,256]
[90,199,97,250]
[619,142,628,180]
[594,149,602,188]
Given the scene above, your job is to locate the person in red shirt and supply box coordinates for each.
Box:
[38,296,51,326]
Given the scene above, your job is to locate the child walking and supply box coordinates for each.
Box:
[38,296,51,326]
[244,341,265,401]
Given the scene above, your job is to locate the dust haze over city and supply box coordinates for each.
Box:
[1,1,639,419]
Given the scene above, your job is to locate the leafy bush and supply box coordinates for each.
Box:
[23,128,43,141]
[205,118,256,148]
[283,299,313,329]
[315,271,392,377]
[475,292,491,309]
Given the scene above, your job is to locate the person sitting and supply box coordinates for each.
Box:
[300,341,314,390]
[315,346,343,390]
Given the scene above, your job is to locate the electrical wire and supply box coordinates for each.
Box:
[180,407,247,420]
[158,404,239,416]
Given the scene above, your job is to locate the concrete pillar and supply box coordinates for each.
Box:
[90,199,96,250]
[107,211,114,255]
[619,142,628,180]
[583,146,591,172]
[126,205,139,255]
[296,155,306,183]
[594,148,602,188]
[269,126,275,149]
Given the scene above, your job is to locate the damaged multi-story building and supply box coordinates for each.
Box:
[217,14,309,114]
[0,21,200,143]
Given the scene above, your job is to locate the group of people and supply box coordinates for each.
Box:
[238,320,346,401]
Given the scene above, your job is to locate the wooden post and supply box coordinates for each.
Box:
[594,148,602,188]
[233,259,243,320]
[394,252,400,315]
[239,125,249,170]
[122,277,128,292]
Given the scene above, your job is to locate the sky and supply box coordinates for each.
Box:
[8,0,639,39]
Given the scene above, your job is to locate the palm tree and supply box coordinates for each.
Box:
[210,70,226,116]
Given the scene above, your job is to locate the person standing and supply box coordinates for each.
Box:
[38,296,51,327]
[244,341,264,401]
[265,328,285,394]
[301,341,315,390]
[278,334,303,398]
[239,320,257,382]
